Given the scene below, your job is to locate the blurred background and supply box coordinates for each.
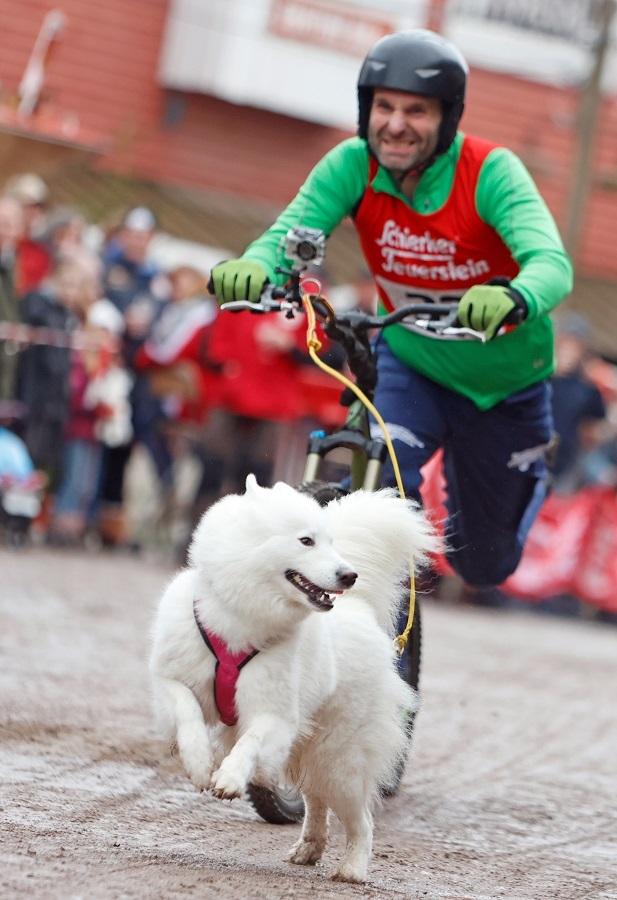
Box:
[1,0,617,620]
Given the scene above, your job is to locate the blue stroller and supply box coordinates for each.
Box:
[0,404,46,547]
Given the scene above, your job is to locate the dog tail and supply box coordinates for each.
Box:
[327,489,442,631]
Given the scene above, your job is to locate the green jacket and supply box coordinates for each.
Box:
[242,134,573,409]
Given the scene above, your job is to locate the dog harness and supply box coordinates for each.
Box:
[193,601,259,726]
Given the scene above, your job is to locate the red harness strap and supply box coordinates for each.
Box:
[193,601,258,726]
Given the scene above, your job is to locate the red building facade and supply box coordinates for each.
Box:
[0,0,616,288]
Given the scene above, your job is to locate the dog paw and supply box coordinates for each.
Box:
[210,765,246,801]
[288,839,324,866]
[331,864,367,884]
[179,746,213,791]
[177,724,213,791]
[183,757,214,792]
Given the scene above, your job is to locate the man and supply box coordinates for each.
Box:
[99,206,171,545]
[103,206,163,316]
[4,173,52,294]
[210,30,573,590]
[550,313,606,492]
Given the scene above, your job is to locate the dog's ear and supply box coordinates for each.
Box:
[272,480,297,497]
[245,473,261,495]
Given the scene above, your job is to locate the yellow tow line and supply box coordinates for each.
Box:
[302,292,416,656]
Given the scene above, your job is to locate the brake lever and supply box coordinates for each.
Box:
[411,318,487,343]
[440,325,487,343]
[220,301,270,314]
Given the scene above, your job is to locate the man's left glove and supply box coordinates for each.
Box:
[458,284,527,341]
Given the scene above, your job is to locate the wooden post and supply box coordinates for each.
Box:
[564,0,616,259]
[425,0,447,34]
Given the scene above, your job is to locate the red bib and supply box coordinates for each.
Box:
[354,135,519,314]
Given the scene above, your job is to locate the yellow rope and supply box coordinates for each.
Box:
[302,293,415,655]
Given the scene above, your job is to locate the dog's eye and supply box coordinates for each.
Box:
[299,536,315,547]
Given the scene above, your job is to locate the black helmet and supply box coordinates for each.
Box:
[357,29,468,156]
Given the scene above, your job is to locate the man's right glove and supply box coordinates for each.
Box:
[209,259,268,303]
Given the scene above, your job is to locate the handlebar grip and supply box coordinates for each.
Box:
[503,306,526,326]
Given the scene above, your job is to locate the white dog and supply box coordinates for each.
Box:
[150,475,438,882]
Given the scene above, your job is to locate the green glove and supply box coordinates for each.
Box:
[209,259,268,303]
[458,284,527,341]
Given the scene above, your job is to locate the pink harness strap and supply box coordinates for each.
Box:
[193,602,258,726]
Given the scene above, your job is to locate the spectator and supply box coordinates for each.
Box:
[0,196,25,399]
[97,206,171,545]
[15,257,98,488]
[42,206,89,265]
[133,265,221,555]
[3,173,52,294]
[4,172,50,238]
[0,399,46,546]
[550,312,607,492]
[201,308,326,498]
[577,356,617,488]
[85,299,134,451]
[50,297,131,545]
[103,206,166,316]
[134,264,220,424]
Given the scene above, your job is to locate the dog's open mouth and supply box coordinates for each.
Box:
[285,569,339,611]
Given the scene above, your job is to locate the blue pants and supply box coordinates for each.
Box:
[373,341,553,587]
[54,439,103,519]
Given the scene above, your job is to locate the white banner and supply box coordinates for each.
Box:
[158,0,617,126]
[450,0,598,45]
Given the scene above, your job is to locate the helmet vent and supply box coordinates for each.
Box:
[414,68,441,79]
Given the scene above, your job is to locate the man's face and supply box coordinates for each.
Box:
[367,89,442,175]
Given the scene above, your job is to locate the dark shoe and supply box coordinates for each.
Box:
[460,584,511,608]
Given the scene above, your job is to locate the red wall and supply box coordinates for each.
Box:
[0,0,168,144]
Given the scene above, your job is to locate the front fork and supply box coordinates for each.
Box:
[302,399,388,491]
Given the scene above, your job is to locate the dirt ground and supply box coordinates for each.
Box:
[1,546,616,900]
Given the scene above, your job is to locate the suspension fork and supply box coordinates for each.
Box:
[302,399,388,491]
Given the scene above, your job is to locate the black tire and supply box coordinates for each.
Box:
[380,597,422,798]
[402,593,422,693]
[246,781,305,825]
[296,479,349,505]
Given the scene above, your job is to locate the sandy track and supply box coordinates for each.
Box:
[1,547,616,899]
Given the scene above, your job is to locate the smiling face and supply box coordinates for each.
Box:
[367,89,442,176]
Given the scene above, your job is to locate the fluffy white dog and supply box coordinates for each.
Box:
[150,475,438,882]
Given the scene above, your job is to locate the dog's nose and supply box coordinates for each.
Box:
[337,569,357,588]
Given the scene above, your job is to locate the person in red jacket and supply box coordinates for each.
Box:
[4,173,52,294]
[133,264,221,423]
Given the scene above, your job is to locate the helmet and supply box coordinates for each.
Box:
[357,30,468,156]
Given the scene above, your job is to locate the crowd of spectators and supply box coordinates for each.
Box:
[0,172,341,554]
[2,171,617,614]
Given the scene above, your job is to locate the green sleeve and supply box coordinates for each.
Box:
[476,148,573,318]
[241,138,369,283]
